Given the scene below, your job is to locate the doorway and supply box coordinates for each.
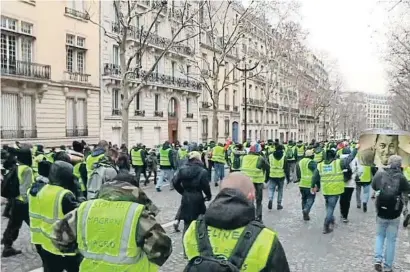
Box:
[168,97,179,143]
[232,121,239,143]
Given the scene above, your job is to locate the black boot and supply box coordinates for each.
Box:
[363,203,367,213]
[2,246,22,257]
[403,214,410,228]
[277,204,283,210]
[322,224,333,234]
[302,210,310,221]
[173,221,180,232]
[268,200,272,210]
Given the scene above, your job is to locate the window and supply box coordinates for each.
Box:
[1,93,35,138]
[20,22,33,35]
[77,51,85,73]
[112,89,121,115]
[186,65,191,78]
[1,16,17,31]
[113,45,119,65]
[168,97,177,116]
[135,92,141,110]
[186,98,190,113]
[224,89,229,105]
[66,47,74,72]
[1,33,17,72]
[233,90,236,107]
[171,61,176,78]
[202,118,208,134]
[224,120,229,135]
[21,37,32,62]
[77,37,85,47]
[154,94,160,111]
[154,56,159,74]
[66,34,75,45]
[135,16,140,29]
[70,0,84,12]
[66,34,87,74]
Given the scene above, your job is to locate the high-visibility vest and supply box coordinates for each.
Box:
[178,149,188,159]
[360,165,372,183]
[74,162,86,192]
[76,199,157,272]
[317,159,345,195]
[296,145,305,157]
[299,158,313,188]
[241,154,264,183]
[131,149,143,166]
[159,148,171,166]
[285,146,296,161]
[313,151,323,163]
[86,154,105,178]
[404,166,410,182]
[16,165,33,202]
[45,152,55,163]
[268,146,276,154]
[268,154,285,178]
[211,146,226,164]
[32,153,45,176]
[183,220,277,272]
[28,184,75,256]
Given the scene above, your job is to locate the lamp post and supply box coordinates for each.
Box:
[236,58,259,143]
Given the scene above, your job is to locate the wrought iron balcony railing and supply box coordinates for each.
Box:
[134,110,145,117]
[233,106,239,112]
[154,111,164,117]
[1,129,37,139]
[64,71,90,83]
[1,60,51,80]
[65,7,90,20]
[168,112,177,118]
[201,101,212,108]
[225,104,230,111]
[66,128,88,137]
[186,113,194,118]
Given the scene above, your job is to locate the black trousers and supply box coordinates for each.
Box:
[134,166,148,184]
[146,169,157,185]
[254,183,264,221]
[207,160,214,180]
[41,249,81,272]
[2,200,29,247]
[340,187,354,219]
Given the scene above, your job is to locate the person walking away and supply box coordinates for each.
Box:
[177,141,189,169]
[172,152,211,242]
[228,143,246,172]
[32,145,46,179]
[183,172,290,271]
[372,155,410,272]
[403,165,410,227]
[267,144,290,211]
[296,150,317,221]
[311,148,356,234]
[52,180,172,271]
[28,161,81,272]
[206,141,215,180]
[130,144,147,186]
[339,147,356,223]
[296,140,306,161]
[85,140,109,179]
[146,149,158,186]
[240,143,269,222]
[210,143,226,187]
[116,153,140,187]
[313,143,325,163]
[355,149,375,212]
[2,148,33,257]
[70,141,87,198]
[156,141,176,192]
[285,140,297,183]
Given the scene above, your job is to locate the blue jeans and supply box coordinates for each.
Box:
[268,178,285,204]
[375,217,400,270]
[324,195,340,226]
[300,188,315,214]
[213,163,225,183]
[356,183,371,205]
[156,169,174,189]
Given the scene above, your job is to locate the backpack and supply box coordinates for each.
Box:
[184,216,264,272]
[376,170,401,213]
[1,165,20,198]
[87,163,118,200]
[232,154,241,170]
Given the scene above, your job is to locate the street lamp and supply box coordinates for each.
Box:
[236,57,259,143]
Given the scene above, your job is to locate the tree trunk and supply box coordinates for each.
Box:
[212,89,219,142]
[313,118,318,140]
[121,104,129,147]
[261,101,267,141]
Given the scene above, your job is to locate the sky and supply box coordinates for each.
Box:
[300,0,389,94]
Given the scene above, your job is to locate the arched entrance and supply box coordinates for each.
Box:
[168,97,179,143]
[232,121,239,143]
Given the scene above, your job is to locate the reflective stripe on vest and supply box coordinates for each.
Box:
[268,154,285,178]
[183,220,277,272]
[160,148,171,166]
[241,155,264,183]
[299,158,313,188]
[131,149,143,166]
[211,146,225,164]
[28,184,75,255]
[360,165,372,183]
[77,199,150,271]
[297,146,305,157]
[318,160,345,195]
[313,151,323,163]
[74,162,86,192]
[86,154,105,178]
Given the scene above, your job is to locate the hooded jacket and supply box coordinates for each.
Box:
[203,188,290,272]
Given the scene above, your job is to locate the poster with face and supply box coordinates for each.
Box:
[358,129,410,167]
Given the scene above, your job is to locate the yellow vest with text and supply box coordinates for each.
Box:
[183,220,277,272]
[86,154,105,178]
[159,148,171,166]
[28,184,75,255]
[16,165,33,202]
[211,146,226,164]
[299,158,313,188]
[318,159,345,195]
[360,165,372,183]
[131,149,143,166]
[76,199,158,272]
[269,154,285,178]
[241,154,265,183]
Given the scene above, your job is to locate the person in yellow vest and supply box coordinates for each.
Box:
[177,141,189,169]
[156,141,176,192]
[130,143,147,186]
[311,148,355,234]
[70,141,87,198]
[183,172,290,271]
[296,149,317,221]
[403,165,410,228]
[267,145,290,211]
[2,148,33,257]
[296,140,306,161]
[86,140,109,179]
[313,143,325,163]
[51,180,172,272]
[210,143,226,187]
[228,143,246,172]
[28,160,81,271]
[355,154,376,212]
[32,145,46,178]
[285,140,298,183]
[240,143,269,222]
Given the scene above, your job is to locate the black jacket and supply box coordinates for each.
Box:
[172,159,211,222]
[204,188,290,272]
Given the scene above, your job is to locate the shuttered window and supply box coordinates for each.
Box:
[66,97,88,137]
[76,98,86,129]
[1,93,18,130]
[66,98,75,130]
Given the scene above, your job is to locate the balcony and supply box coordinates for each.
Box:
[186,113,194,118]
[1,129,37,139]
[64,71,90,83]
[66,127,88,137]
[201,101,212,109]
[279,124,288,129]
[154,111,164,117]
[134,110,145,117]
[168,112,177,118]
[225,104,230,111]
[65,7,90,20]
[267,102,279,108]
[233,106,239,112]
[242,98,263,107]
[291,124,298,129]
[112,109,121,116]
[103,63,121,76]
[1,61,51,80]
[201,133,208,137]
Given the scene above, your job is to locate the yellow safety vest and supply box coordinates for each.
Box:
[183,220,277,272]
[268,154,285,178]
[178,149,188,159]
[76,199,157,272]
[241,154,265,183]
[404,166,410,182]
[16,165,33,202]
[74,162,86,192]
[86,154,105,178]
[159,148,171,166]
[318,159,345,196]
[32,154,45,176]
[28,184,75,256]
[296,145,305,157]
[313,151,323,163]
[299,158,313,188]
[211,146,226,164]
[131,149,144,166]
[360,165,372,183]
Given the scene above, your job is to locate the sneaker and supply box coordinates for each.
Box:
[277,204,283,210]
[357,204,361,209]
[403,214,410,228]
[156,188,161,192]
[342,218,349,223]
[268,200,272,210]
[2,247,22,258]
[322,225,333,234]
[363,203,367,213]
[374,263,382,272]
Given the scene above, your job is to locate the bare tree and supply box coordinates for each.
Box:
[88,0,202,145]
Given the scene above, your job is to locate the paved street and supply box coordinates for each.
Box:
[1,172,410,272]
